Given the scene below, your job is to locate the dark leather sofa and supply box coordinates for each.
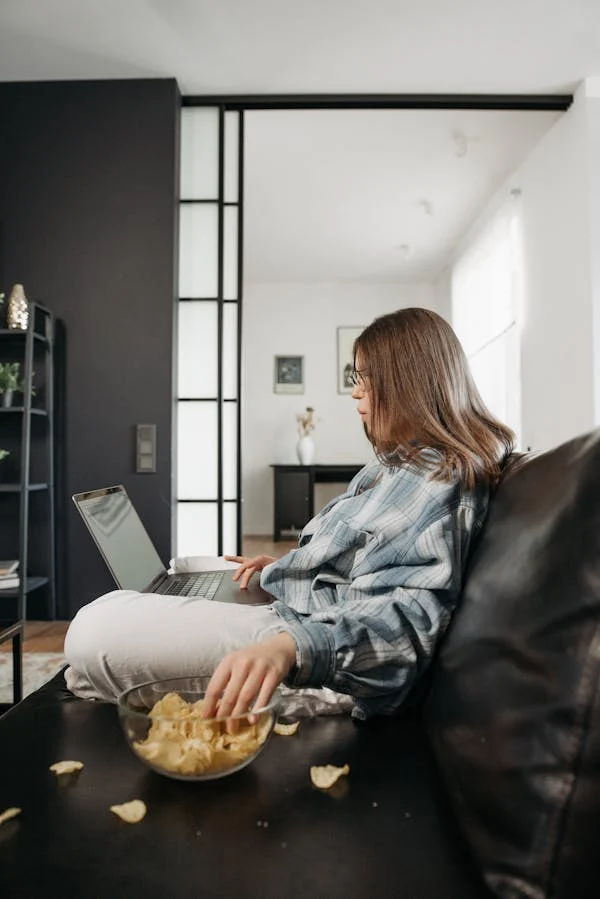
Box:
[1,429,599,899]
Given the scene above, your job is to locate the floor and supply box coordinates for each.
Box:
[1,536,298,654]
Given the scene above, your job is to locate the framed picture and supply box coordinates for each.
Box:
[337,326,364,394]
[274,355,304,394]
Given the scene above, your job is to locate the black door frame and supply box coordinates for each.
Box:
[178,93,572,552]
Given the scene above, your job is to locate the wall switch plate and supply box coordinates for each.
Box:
[136,424,156,473]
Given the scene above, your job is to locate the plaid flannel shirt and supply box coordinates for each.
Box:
[262,456,489,719]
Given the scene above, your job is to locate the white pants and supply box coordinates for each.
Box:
[64,590,354,717]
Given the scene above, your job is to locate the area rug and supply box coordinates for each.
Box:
[0,652,66,703]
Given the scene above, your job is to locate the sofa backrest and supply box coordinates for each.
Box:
[425,429,600,899]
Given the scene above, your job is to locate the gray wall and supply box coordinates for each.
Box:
[0,79,180,618]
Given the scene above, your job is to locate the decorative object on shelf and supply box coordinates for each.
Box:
[0,361,34,407]
[337,326,364,394]
[296,405,316,465]
[0,449,9,484]
[274,355,304,394]
[0,361,21,407]
[6,283,29,331]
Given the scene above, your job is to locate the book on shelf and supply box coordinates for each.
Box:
[0,575,20,590]
[0,560,19,578]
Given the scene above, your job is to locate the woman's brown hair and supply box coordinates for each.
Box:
[354,307,515,490]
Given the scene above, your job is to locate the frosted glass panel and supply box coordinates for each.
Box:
[222,502,237,555]
[177,503,218,557]
[180,108,219,200]
[222,303,238,399]
[223,206,238,300]
[178,302,218,398]
[177,402,218,499]
[222,402,238,500]
[224,112,239,203]
[179,204,218,297]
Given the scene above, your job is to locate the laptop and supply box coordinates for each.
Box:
[72,485,271,605]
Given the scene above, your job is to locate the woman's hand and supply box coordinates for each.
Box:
[202,632,297,720]
[224,554,276,589]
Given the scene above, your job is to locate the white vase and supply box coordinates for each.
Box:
[296,434,315,465]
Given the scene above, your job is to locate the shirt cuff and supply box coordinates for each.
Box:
[273,604,336,688]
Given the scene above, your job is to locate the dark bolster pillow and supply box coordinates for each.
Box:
[425,429,600,899]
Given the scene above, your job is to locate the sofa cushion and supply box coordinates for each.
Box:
[426,430,600,899]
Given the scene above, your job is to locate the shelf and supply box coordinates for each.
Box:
[0,407,48,416]
[0,303,56,707]
[0,618,22,645]
[0,576,49,598]
[0,328,48,344]
[0,483,49,492]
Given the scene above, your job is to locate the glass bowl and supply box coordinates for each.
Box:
[117,676,280,781]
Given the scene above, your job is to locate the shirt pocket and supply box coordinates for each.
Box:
[326,519,374,579]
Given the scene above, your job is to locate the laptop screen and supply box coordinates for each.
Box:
[74,486,166,591]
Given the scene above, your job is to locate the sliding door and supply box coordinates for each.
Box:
[176,106,243,556]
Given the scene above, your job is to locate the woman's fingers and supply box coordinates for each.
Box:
[223,667,265,719]
[230,559,254,582]
[202,661,231,718]
[224,554,247,581]
[238,565,260,589]
[251,669,280,717]
[216,665,268,733]
[202,635,294,724]
[229,554,275,586]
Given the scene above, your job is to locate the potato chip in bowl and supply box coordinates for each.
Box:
[117,676,279,781]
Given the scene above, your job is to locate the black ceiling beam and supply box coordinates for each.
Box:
[182,93,572,111]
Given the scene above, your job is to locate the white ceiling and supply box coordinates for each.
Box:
[0,0,598,95]
[0,0,591,283]
[244,108,560,282]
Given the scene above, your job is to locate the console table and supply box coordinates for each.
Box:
[271,463,363,541]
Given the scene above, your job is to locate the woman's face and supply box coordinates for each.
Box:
[351,353,372,434]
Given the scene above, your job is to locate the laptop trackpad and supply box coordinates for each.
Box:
[161,570,272,605]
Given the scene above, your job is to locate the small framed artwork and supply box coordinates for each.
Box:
[274,355,304,394]
[337,326,364,394]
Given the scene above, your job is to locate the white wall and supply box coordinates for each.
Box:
[242,280,439,534]
[515,88,595,452]
[450,86,600,454]
[586,88,600,426]
[432,265,452,321]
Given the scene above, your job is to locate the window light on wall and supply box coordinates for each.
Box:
[451,190,524,445]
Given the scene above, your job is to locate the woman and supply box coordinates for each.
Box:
[65,308,514,721]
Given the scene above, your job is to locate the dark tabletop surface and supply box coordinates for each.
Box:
[0,672,490,899]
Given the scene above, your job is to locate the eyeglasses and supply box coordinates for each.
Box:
[349,368,369,388]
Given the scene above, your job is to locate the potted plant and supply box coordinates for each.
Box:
[0,362,34,408]
[0,362,21,407]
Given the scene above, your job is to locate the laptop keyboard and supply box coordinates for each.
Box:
[161,572,224,599]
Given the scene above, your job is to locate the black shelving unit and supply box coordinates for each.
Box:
[0,302,55,708]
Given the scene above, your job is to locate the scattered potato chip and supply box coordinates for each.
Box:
[109,800,147,824]
[310,763,350,790]
[49,760,84,775]
[0,807,21,826]
[274,721,299,737]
